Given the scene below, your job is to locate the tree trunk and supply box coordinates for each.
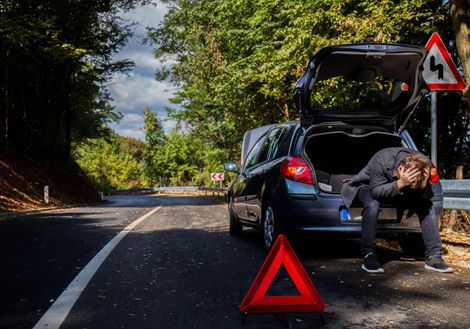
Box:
[63,65,72,164]
[4,49,9,149]
[455,165,464,179]
[282,103,289,121]
[450,0,470,100]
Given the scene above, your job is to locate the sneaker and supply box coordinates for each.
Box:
[424,255,453,273]
[361,253,384,273]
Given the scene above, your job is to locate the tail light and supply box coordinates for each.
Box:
[430,162,439,183]
[280,156,313,184]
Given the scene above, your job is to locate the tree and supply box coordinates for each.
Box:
[159,129,207,185]
[142,108,166,185]
[151,0,470,177]
[150,0,446,161]
[450,0,470,100]
[0,0,149,162]
[74,133,146,191]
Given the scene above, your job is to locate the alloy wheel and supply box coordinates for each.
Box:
[263,206,275,248]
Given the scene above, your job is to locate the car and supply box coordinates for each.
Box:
[224,43,443,252]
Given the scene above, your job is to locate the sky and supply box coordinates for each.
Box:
[108,2,176,141]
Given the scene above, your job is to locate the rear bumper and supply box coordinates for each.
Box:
[278,193,423,236]
[269,179,443,236]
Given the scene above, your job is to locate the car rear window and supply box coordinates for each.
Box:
[310,75,410,112]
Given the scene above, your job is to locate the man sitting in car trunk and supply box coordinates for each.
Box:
[341,147,453,274]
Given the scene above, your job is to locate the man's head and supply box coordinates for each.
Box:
[396,153,431,189]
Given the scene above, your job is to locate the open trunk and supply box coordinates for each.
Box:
[293,44,429,129]
[304,131,403,193]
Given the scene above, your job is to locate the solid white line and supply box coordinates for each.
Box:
[33,206,162,329]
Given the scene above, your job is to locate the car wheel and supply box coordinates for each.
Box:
[263,205,280,249]
[229,198,243,235]
[398,234,425,257]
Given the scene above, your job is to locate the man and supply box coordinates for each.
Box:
[341,147,452,274]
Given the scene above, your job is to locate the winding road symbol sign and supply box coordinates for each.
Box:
[423,32,466,91]
[211,173,224,181]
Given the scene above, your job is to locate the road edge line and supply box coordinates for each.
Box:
[32,206,162,329]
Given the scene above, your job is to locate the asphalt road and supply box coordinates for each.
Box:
[1,195,470,329]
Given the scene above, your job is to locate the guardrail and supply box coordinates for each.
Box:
[441,180,470,210]
[108,186,226,197]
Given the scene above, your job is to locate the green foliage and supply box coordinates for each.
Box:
[151,0,444,156]
[0,0,148,161]
[154,129,204,185]
[74,133,146,191]
[151,0,470,178]
[76,118,228,190]
[140,107,229,187]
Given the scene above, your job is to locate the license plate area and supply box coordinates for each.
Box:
[340,207,400,223]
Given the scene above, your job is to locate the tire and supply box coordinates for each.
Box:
[398,234,425,257]
[229,198,243,236]
[263,205,280,250]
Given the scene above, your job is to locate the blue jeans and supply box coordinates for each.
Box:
[357,187,442,257]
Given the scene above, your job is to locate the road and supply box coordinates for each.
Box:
[1,195,470,329]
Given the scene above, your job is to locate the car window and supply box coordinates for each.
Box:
[310,75,410,112]
[244,136,265,170]
[257,128,287,164]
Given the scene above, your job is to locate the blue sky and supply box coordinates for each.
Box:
[108,3,176,141]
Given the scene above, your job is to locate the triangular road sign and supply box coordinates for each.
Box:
[422,32,466,91]
[240,235,325,313]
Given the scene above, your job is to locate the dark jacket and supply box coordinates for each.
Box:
[341,147,434,208]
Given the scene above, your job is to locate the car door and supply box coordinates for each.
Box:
[232,135,266,221]
[244,127,289,222]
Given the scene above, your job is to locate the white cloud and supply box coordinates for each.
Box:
[109,2,178,141]
[112,127,145,141]
[123,113,144,123]
[109,113,177,141]
[109,74,176,114]
[114,49,176,78]
[121,3,167,36]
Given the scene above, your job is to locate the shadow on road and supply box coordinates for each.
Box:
[103,194,226,208]
[62,224,470,329]
[2,195,469,329]
[0,207,141,329]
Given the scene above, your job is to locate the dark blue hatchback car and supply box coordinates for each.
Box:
[224,43,443,251]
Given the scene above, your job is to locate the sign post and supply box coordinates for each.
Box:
[431,91,437,166]
[422,32,466,166]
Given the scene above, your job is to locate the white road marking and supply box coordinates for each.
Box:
[33,206,162,329]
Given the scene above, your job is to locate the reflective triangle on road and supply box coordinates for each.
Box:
[240,235,325,314]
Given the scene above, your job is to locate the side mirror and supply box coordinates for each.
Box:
[224,161,240,173]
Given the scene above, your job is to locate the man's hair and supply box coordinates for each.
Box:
[397,153,431,185]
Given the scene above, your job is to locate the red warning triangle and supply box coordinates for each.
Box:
[423,32,466,91]
[240,235,325,313]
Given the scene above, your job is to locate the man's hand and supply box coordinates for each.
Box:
[420,167,430,189]
[397,165,421,190]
